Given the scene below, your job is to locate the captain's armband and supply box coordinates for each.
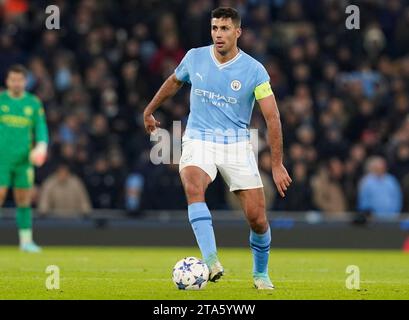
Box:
[254,81,273,100]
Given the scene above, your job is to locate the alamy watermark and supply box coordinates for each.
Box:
[345,5,360,30]
[345,265,360,289]
[45,5,60,30]
[45,265,60,290]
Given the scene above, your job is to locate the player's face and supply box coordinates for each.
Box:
[6,72,27,96]
[211,18,241,55]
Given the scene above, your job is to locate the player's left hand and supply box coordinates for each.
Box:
[272,164,292,198]
[30,142,48,167]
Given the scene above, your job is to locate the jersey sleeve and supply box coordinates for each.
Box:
[174,49,193,83]
[254,62,273,101]
[33,97,49,144]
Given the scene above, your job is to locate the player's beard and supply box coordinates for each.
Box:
[10,88,24,98]
[216,48,227,56]
[215,43,231,56]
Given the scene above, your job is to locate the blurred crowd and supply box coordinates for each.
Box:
[1,0,409,218]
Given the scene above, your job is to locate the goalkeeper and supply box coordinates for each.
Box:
[0,65,48,252]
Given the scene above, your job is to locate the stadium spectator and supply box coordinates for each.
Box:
[311,158,348,218]
[284,162,313,212]
[125,173,144,215]
[402,174,409,213]
[149,32,185,77]
[144,163,186,210]
[390,143,409,182]
[358,156,402,219]
[85,157,119,209]
[344,143,367,210]
[38,163,92,217]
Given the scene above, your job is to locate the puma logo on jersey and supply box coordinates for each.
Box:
[195,73,203,81]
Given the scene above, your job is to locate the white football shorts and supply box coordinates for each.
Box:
[179,138,263,192]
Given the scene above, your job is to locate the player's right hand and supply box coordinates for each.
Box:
[143,113,161,134]
[272,163,292,198]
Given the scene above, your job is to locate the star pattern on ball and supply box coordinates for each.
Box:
[176,280,187,290]
[179,261,193,271]
[192,275,206,288]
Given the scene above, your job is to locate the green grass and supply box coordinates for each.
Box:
[0,246,408,300]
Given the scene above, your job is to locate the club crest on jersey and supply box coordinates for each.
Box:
[1,105,9,113]
[24,106,33,116]
[231,80,241,91]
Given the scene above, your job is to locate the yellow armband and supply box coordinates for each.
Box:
[254,81,273,100]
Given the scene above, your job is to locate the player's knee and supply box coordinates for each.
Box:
[247,206,268,233]
[183,182,205,201]
[14,191,32,207]
[249,217,268,233]
[0,192,7,206]
[0,187,8,201]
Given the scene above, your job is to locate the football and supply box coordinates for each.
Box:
[172,257,210,290]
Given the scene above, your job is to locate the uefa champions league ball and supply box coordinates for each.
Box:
[172,257,210,290]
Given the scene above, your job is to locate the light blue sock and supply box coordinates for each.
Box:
[188,202,218,266]
[250,226,271,277]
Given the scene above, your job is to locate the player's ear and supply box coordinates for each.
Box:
[236,27,242,39]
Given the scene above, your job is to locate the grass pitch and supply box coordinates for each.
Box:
[0,246,408,300]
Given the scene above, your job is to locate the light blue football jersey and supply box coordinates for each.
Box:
[175,45,270,144]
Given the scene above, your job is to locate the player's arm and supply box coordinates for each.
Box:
[30,99,49,167]
[256,82,292,197]
[143,73,183,134]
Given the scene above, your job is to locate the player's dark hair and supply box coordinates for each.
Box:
[211,7,241,27]
[7,64,28,77]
